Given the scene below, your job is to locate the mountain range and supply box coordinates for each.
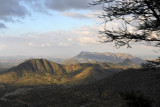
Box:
[0,52,144,69]
[0,58,132,86]
[0,51,144,86]
[62,51,144,65]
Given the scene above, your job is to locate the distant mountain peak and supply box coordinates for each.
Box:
[70,51,144,64]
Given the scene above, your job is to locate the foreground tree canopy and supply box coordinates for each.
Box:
[91,0,160,48]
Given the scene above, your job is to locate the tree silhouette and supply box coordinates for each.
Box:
[91,0,160,48]
[142,57,160,71]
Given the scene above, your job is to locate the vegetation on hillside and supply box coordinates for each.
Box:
[0,59,134,86]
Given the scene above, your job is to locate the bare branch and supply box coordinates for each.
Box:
[91,0,160,48]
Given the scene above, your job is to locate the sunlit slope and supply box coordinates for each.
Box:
[0,59,131,86]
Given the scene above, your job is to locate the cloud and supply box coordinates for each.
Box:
[41,43,45,47]
[0,23,7,28]
[67,38,73,42]
[41,43,50,47]
[0,44,6,50]
[0,0,28,17]
[23,0,49,14]
[0,24,102,55]
[1,24,158,57]
[0,0,101,28]
[58,42,69,47]
[62,12,89,19]
[28,42,33,47]
[45,0,93,11]
[61,11,102,20]
[78,36,97,44]
[0,0,29,28]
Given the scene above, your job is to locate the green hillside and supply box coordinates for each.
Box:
[0,59,129,86]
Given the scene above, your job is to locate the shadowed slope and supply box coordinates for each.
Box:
[4,68,160,107]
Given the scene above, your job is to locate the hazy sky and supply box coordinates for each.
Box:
[0,0,159,58]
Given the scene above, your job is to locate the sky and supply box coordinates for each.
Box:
[0,0,159,59]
